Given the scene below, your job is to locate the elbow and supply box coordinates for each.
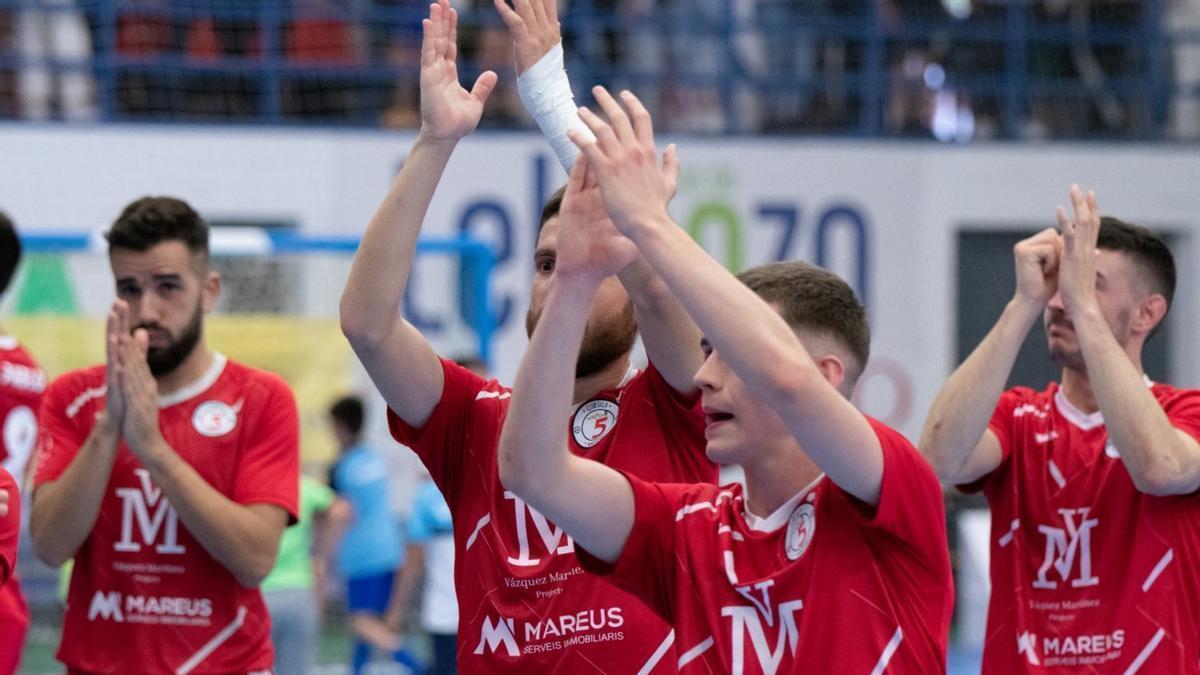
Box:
[233,556,275,589]
[1128,464,1198,497]
[339,301,386,351]
[30,530,73,569]
[497,440,528,496]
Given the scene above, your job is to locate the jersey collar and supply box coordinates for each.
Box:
[158,352,228,408]
[1054,374,1154,431]
[742,473,825,533]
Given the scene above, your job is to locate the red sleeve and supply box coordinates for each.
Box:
[956,388,1027,494]
[0,468,18,585]
[33,375,90,486]
[385,358,493,502]
[842,418,951,571]
[574,471,688,622]
[639,363,715,483]
[232,374,300,523]
[1160,386,1200,444]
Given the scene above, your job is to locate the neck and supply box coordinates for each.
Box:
[156,342,215,397]
[1059,346,1144,415]
[572,352,632,405]
[741,445,822,518]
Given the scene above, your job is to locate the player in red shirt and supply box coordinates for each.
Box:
[921,187,1200,672]
[339,2,716,671]
[30,197,300,674]
[496,89,953,674]
[0,211,46,674]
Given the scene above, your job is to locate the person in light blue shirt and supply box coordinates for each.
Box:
[327,395,420,675]
[392,472,458,675]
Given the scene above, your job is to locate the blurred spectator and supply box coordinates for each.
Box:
[282,0,361,119]
[326,395,422,675]
[261,473,339,675]
[1169,0,1200,139]
[13,0,96,120]
[389,470,457,675]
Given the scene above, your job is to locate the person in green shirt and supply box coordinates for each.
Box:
[262,474,342,675]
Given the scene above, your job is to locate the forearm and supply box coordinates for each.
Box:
[340,134,458,345]
[387,544,425,622]
[1075,308,1200,494]
[518,42,592,173]
[628,215,818,397]
[616,257,703,393]
[920,298,1041,480]
[31,418,121,566]
[141,442,285,586]
[499,278,595,498]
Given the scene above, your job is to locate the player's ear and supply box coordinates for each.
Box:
[201,270,221,313]
[814,353,846,392]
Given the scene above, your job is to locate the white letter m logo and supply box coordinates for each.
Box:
[114,468,184,554]
[88,591,124,622]
[474,615,519,657]
[1034,507,1099,589]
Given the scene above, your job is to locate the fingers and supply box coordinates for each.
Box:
[567,128,605,169]
[592,87,635,144]
[577,107,620,155]
[619,90,655,148]
[471,70,499,102]
[565,154,588,194]
[420,17,437,67]
[448,6,459,62]
[494,0,526,33]
[528,0,548,30]
[513,0,538,26]
[542,0,558,26]
[661,143,679,197]
[132,328,150,356]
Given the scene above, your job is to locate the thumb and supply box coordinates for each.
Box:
[133,328,150,356]
[471,70,499,103]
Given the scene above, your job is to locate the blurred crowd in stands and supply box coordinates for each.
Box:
[0,0,1198,140]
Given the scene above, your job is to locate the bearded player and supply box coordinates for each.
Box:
[31,197,300,673]
[921,187,1200,672]
[339,1,716,671]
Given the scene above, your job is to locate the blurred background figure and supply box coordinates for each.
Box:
[327,395,421,675]
[261,473,339,675]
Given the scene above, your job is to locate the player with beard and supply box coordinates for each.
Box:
[339,2,715,671]
[0,212,47,674]
[30,197,300,673]
[921,187,1200,672]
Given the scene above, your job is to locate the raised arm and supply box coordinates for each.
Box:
[340,0,497,427]
[1057,186,1200,495]
[31,306,128,566]
[496,2,703,391]
[498,158,636,563]
[919,228,1062,484]
[569,89,890,503]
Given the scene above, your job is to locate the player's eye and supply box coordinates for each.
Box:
[116,285,141,299]
[535,256,555,274]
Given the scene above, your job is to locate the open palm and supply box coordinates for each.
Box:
[420,0,498,142]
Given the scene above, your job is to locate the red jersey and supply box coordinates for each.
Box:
[964,381,1200,673]
[35,354,299,674]
[0,467,17,585]
[0,336,45,671]
[388,358,716,673]
[577,418,952,674]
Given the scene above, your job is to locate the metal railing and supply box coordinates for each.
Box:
[0,0,1195,140]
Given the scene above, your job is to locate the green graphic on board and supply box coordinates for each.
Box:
[15,256,78,314]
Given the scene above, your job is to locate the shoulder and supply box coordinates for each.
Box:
[223,359,293,396]
[45,365,107,418]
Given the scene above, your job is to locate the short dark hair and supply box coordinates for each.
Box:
[329,395,365,437]
[1097,216,1175,310]
[105,197,209,261]
[537,186,567,238]
[737,261,870,382]
[0,211,21,296]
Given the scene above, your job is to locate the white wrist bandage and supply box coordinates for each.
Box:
[518,42,595,174]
